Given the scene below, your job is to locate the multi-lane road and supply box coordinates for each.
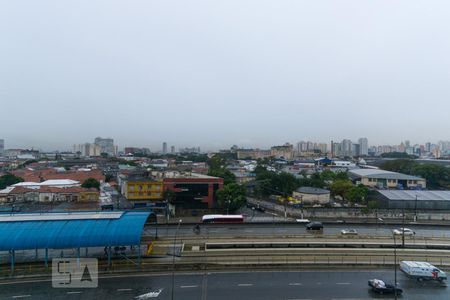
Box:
[144,223,450,239]
[1,269,448,299]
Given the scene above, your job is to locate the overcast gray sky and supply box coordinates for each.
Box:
[1,1,450,151]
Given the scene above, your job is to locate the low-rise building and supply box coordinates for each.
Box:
[120,174,164,202]
[271,143,294,160]
[153,171,224,209]
[293,187,331,205]
[0,186,99,204]
[377,190,450,210]
[349,169,426,189]
[236,149,271,160]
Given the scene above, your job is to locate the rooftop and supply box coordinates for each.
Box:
[0,211,122,222]
[379,190,450,201]
[295,187,330,194]
[0,211,150,251]
[153,171,220,179]
[349,169,424,181]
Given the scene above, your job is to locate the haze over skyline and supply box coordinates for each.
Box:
[2,1,450,151]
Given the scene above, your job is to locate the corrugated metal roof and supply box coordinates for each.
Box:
[0,211,123,222]
[296,187,330,194]
[349,169,424,181]
[0,211,150,251]
[379,190,450,201]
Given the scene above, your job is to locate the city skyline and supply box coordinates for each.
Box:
[2,136,450,154]
[2,1,450,150]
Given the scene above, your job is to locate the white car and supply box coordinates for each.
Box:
[393,228,415,236]
[296,219,310,224]
[341,229,358,235]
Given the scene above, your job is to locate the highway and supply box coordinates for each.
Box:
[144,223,450,239]
[1,269,448,299]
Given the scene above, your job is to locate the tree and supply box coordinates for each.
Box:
[105,174,114,183]
[207,154,227,170]
[320,170,336,181]
[330,179,353,200]
[207,169,236,185]
[216,183,247,213]
[163,189,176,204]
[308,173,326,188]
[344,184,368,205]
[381,152,417,159]
[381,159,416,174]
[256,171,299,196]
[0,174,24,189]
[381,159,450,189]
[81,178,100,190]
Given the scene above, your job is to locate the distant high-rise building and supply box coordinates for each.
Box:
[358,138,369,156]
[352,143,360,157]
[331,141,341,158]
[0,139,4,156]
[94,137,115,156]
[162,142,167,154]
[341,139,352,157]
[171,146,175,154]
[425,142,431,153]
[75,143,101,157]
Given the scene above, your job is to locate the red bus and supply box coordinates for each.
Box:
[201,214,244,224]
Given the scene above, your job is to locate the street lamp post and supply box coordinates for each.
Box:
[414,194,418,222]
[393,233,398,300]
[402,206,405,248]
[171,219,182,300]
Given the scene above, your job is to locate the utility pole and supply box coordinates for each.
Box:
[393,233,398,300]
[171,219,182,300]
[414,194,418,222]
[402,206,405,248]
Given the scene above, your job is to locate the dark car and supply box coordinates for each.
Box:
[368,279,403,295]
[306,221,323,230]
[255,205,266,212]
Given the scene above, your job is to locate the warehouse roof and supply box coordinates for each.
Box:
[378,190,450,201]
[349,169,424,181]
[295,187,330,195]
[0,211,150,251]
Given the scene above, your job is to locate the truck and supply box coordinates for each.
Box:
[400,261,447,282]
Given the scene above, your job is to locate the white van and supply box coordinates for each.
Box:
[400,261,447,282]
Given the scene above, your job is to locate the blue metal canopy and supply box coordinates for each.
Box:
[0,211,150,251]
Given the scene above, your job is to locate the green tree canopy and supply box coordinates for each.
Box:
[330,179,354,199]
[216,183,247,213]
[381,159,450,189]
[208,169,236,186]
[256,171,299,195]
[344,184,368,204]
[81,178,100,190]
[0,174,24,189]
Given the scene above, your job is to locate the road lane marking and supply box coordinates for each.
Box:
[12,296,31,299]
[67,291,83,294]
[336,282,351,285]
[180,285,198,288]
[135,289,163,299]
[117,288,133,291]
[237,283,253,286]
[288,283,303,286]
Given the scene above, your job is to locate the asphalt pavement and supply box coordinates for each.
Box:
[0,269,448,299]
[144,223,450,239]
